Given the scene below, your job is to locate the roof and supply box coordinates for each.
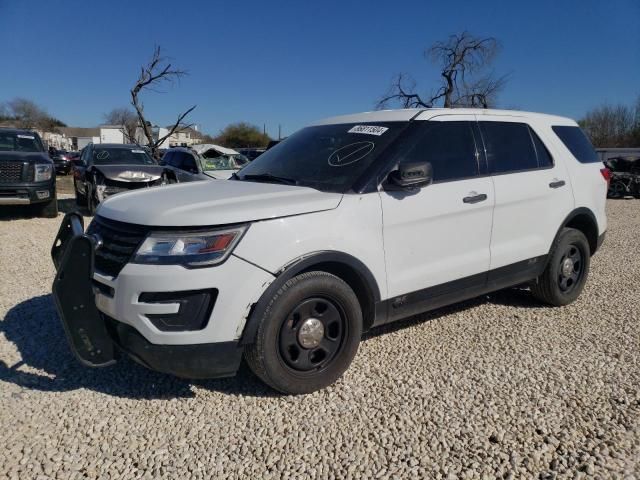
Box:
[312,108,577,126]
[91,143,145,149]
[192,143,239,156]
[0,126,38,134]
[164,126,203,139]
[59,127,100,137]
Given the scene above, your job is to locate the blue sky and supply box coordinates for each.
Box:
[0,0,638,138]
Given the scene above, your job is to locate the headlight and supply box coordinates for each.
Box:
[34,164,53,182]
[132,225,248,267]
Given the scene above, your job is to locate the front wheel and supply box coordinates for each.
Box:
[530,228,590,306]
[37,197,58,218]
[87,189,98,215]
[245,271,362,394]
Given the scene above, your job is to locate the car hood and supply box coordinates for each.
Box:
[93,164,165,182]
[97,179,343,226]
[0,151,51,164]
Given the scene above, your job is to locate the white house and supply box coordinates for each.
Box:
[99,125,126,144]
[155,125,203,148]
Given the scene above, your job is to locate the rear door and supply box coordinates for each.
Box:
[479,116,574,270]
[379,114,495,314]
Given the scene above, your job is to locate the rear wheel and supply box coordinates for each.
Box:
[530,228,590,306]
[245,271,362,394]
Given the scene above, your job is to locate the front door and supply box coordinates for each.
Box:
[379,114,495,321]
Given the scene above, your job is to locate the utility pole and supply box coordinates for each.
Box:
[278,124,281,140]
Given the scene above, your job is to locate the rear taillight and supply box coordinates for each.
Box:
[600,168,612,185]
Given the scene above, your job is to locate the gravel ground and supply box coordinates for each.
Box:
[0,200,638,479]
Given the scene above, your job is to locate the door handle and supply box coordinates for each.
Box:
[462,193,488,204]
[549,180,566,189]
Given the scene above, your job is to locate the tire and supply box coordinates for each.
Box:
[38,197,58,218]
[245,271,362,394]
[87,189,97,215]
[530,228,590,306]
[75,184,87,207]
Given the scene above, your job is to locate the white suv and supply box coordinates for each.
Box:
[51,108,608,394]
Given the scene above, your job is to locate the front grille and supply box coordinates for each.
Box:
[0,162,24,183]
[87,216,150,277]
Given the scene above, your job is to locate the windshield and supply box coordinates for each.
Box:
[236,122,405,192]
[0,131,44,153]
[92,147,156,165]
[200,152,249,171]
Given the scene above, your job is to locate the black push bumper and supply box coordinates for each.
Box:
[51,212,243,378]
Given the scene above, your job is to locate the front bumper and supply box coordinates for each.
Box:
[50,212,267,378]
[0,181,55,205]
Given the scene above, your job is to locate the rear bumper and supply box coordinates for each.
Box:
[0,182,55,205]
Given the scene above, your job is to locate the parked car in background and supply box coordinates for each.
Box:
[603,155,640,198]
[51,108,607,394]
[237,147,265,161]
[0,128,57,217]
[161,147,215,182]
[192,144,250,179]
[50,149,74,175]
[73,143,172,214]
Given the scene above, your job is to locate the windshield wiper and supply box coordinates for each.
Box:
[240,173,298,186]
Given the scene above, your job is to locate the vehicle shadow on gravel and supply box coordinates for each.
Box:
[0,198,79,220]
[1,289,541,399]
[0,294,277,399]
[363,287,543,340]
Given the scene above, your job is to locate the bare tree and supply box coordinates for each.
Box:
[378,31,508,109]
[3,98,66,130]
[7,98,49,128]
[104,107,139,143]
[129,46,196,154]
[580,98,640,147]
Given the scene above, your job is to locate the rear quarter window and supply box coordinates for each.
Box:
[552,126,599,163]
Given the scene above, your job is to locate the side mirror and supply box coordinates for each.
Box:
[72,159,85,167]
[387,161,433,189]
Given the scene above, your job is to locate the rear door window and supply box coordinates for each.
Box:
[479,122,539,174]
[552,126,599,163]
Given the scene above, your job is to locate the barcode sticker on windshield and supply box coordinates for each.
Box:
[348,125,388,136]
[17,134,35,139]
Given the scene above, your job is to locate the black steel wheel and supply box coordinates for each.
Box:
[531,227,590,306]
[557,243,584,294]
[245,271,362,394]
[278,297,347,373]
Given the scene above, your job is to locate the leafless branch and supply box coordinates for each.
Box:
[129,46,196,154]
[377,32,507,110]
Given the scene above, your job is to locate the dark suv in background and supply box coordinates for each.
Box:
[0,128,57,217]
[73,143,169,214]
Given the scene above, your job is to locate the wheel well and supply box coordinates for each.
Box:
[300,261,376,331]
[565,213,598,255]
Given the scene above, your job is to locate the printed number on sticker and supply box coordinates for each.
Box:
[348,125,388,136]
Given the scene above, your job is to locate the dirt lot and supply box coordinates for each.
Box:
[0,200,638,479]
